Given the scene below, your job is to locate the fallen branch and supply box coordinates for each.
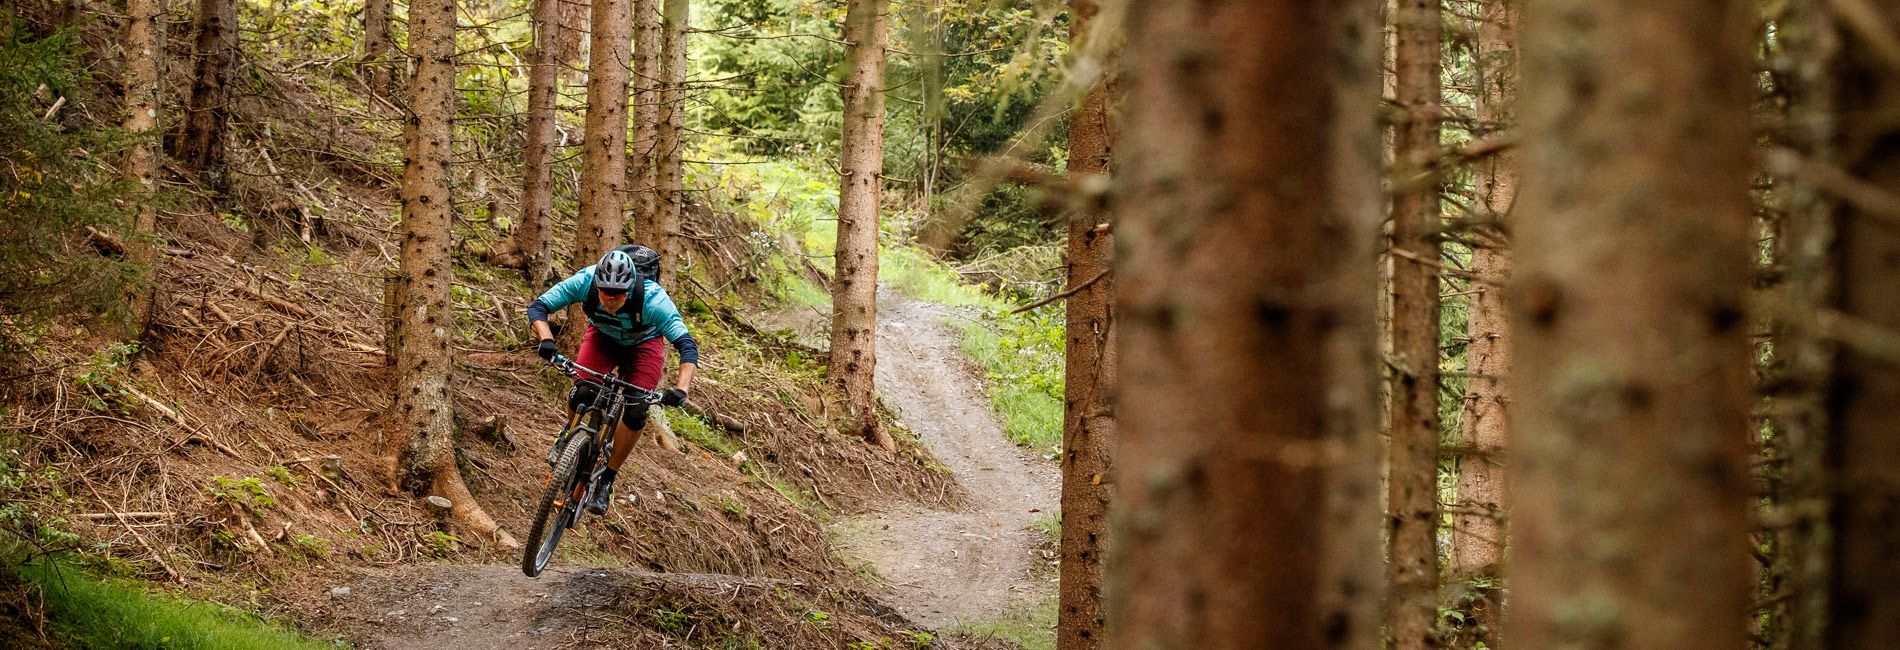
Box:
[80,479,181,583]
[73,512,176,520]
[120,384,241,458]
[235,283,312,318]
[1011,269,1110,314]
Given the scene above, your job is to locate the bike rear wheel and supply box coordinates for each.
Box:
[522,434,590,577]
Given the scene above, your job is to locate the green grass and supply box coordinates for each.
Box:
[951,594,1056,650]
[13,558,336,649]
[945,317,1064,451]
[668,408,740,457]
[1028,511,1060,546]
[881,247,1008,309]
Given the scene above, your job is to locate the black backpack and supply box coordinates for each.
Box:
[612,244,661,287]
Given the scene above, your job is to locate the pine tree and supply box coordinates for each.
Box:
[123,0,166,329]
[1056,2,1115,647]
[394,0,516,549]
[1385,0,1444,645]
[515,0,563,288]
[361,0,394,95]
[1505,0,1755,646]
[561,0,633,352]
[629,0,662,255]
[1451,0,1516,643]
[651,0,690,286]
[828,0,893,451]
[176,0,237,185]
[1108,0,1383,647]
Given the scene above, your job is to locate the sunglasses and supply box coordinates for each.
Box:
[598,288,629,298]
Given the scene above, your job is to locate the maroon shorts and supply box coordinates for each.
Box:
[574,326,665,391]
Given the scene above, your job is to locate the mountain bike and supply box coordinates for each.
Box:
[521,354,660,577]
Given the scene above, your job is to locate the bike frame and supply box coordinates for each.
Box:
[523,355,662,577]
[550,354,660,507]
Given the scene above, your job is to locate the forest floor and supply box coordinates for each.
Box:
[833,289,1061,629]
[298,289,1056,647]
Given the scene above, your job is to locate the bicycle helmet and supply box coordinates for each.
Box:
[594,250,638,292]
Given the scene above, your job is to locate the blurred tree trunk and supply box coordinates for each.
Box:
[651,0,689,285]
[1056,2,1115,648]
[629,0,662,255]
[1385,0,1442,645]
[123,0,166,331]
[561,0,633,353]
[1450,0,1515,644]
[394,0,517,549]
[1506,0,1755,647]
[361,0,392,95]
[828,0,893,451]
[1825,2,1900,645]
[1108,0,1383,647]
[175,0,236,187]
[515,0,562,288]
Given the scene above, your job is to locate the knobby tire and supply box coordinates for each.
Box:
[522,434,589,577]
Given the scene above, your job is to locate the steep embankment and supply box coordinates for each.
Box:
[833,290,1061,629]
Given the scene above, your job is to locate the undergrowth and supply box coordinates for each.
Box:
[950,594,1056,650]
[9,558,335,649]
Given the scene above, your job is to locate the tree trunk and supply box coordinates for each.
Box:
[913,0,944,216]
[1451,0,1516,644]
[1825,3,1900,645]
[1108,0,1383,647]
[1385,0,1442,646]
[827,0,892,451]
[123,0,166,332]
[1056,2,1115,648]
[176,0,236,184]
[651,0,689,286]
[561,0,633,353]
[628,0,661,253]
[1506,0,1755,647]
[362,0,393,95]
[394,0,517,549]
[515,0,562,289]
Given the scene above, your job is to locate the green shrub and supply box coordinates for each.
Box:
[0,18,142,350]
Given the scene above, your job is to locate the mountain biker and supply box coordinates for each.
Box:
[527,245,697,514]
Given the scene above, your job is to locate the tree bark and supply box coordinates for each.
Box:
[362,0,393,95]
[1057,2,1115,648]
[1826,3,1900,645]
[394,0,517,549]
[628,0,662,254]
[650,0,689,286]
[515,0,562,288]
[123,0,166,331]
[561,0,633,353]
[1107,0,1383,647]
[1505,0,1755,647]
[1451,0,1516,644]
[176,0,237,184]
[828,0,892,451]
[1385,0,1443,646]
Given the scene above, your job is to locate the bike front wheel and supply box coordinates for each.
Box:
[522,434,590,577]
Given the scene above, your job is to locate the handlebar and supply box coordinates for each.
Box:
[548,354,661,404]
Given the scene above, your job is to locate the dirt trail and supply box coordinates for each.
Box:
[320,289,1056,645]
[832,289,1061,629]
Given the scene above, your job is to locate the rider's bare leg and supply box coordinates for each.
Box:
[606,417,644,471]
